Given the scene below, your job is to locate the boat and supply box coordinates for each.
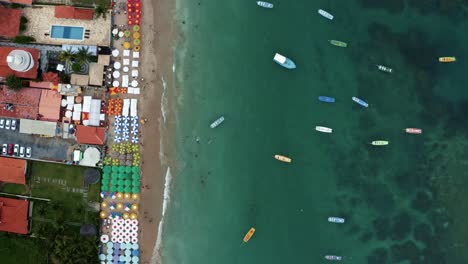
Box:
[352,97,369,108]
[274,155,291,163]
[257,1,273,8]
[439,57,456,63]
[273,53,296,69]
[243,227,255,243]
[405,128,422,134]
[318,9,333,20]
[377,64,392,73]
[318,96,336,103]
[210,116,225,128]
[316,126,333,133]
[371,140,389,146]
[325,255,343,261]
[328,217,345,223]
[329,40,347,47]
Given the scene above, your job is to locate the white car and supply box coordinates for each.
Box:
[11,120,17,131]
[19,146,25,157]
[1,144,6,155]
[13,144,19,156]
[26,147,31,158]
[0,119,4,129]
[5,119,10,130]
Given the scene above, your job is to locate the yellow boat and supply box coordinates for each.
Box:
[243,227,255,243]
[439,57,456,62]
[371,140,389,146]
[274,155,291,163]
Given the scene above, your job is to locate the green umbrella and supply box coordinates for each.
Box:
[125,180,131,187]
[119,166,126,172]
[103,166,111,173]
[117,179,125,186]
[112,166,119,172]
[118,186,124,193]
[132,187,139,194]
[101,185,109,191]
[102,179,110,186]
[132,181,140,188]
[132,173,140,180]
[110,186,117,192]
[132,166,139,173]
[102,173,110,179]
[124,186,131,193]
[133,25,140,32]
[125,166,132,173]
[133,39,140,46]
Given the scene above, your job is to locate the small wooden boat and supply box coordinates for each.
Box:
[316,126,333,133]
[377,65,392,73]
[439,57,456,63]
[328,217,345,223]
[405,128,422,134]
[318,9,333,20]
[318,96,335,103]
[352,97,369,108]
[243,227,255,243]
[325,255,343,261]
[329,40,347,47]
[274,155,291,163]
[371,140,389,146]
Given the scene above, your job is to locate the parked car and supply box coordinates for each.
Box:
[5,119,10,130]
[11,119,17,131]
[26,147,31,158]
[0,119,4,129]
[7,144,13,155]
[1,144,6,155]
[19,146,25,157]
[13,144,19,156]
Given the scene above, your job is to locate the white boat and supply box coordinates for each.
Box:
[210,116,225,128]
[377,65,392,73]
[328,217,345,223]
[318,9,333,20]
[325,255,343,261]
[273,53,296,69]
[315,126,332,133]
[257,1,273,8]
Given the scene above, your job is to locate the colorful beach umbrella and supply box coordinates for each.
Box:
[124,42,131,49]
[103,166,111,173]
[133,32,140,39]
[133,39,141,45]
[124,30,131,37]
[133,25,140,31]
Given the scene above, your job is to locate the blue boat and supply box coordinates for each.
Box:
[273,53,296,69]
[352,97,368,108]
[318,96,335,103]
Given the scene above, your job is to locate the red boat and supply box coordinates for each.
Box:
[405,128,422,134]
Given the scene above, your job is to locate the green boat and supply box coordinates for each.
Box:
[328,40,347,47]
[371,140,389,146]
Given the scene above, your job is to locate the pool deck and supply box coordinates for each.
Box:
[22,6,111,46]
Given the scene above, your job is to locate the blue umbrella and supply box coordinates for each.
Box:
[132,122,139,128]
[99,254,106,261]
[131,137,138,144]
[132,244,139,249]
[131,116,138,121]
[114,127,121,134]
[131,130,138,135]
[115,115,122,122]
[123,116,130,122]
[122,134,130,142]
[114,136,121,143]
[123,127,129,133]
[132,250,139,256]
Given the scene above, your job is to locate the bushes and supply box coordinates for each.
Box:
[19,16,28,32]
[13,36,35,44]
[72,63,82,72]
[6,75,23,90]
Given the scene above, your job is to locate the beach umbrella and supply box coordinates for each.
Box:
[99,211,108,219]
[132,256,139,263]
[134,45,141,52]
[133,32,140,39]
[99,254,106,261]
[131,204,139,212]
[114,127,121,134]
[123,116,130,122]
[110,186,117,193]
[100,191,108,198]
[132,180,140,188]
[112,28,118,35]
[132,187,139,194]
[124,30,131,37]
[114,136,121,143]
[123,66,129,73]
[123,127,129,134]
[125,249,131,256]
[132,249,139,256]
[112,49,119,57]
[115,115,122,122]
[131,193,139,200]
[103,166,112,173]
[107,254,113,261]
[133,25,140,31]
[124,186,132,193]
[112,166,119,172]
[101,185,109,191]
[132,166,139,173]
[124,42,131,49]
[131,137,138,144]
[131,116,138,121]
[112,80,120,87]
[112,71,121,78]
[101,201,109,209]
[114,61,121,69]
[132,173,140,180]
[119,31,124,37]
[131,80,138,87]
[118,186,125,193]
[133,39,141,45]
[122,134,130,142]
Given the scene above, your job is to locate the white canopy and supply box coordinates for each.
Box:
[122,99,130,116]
[113,71,121,78]
[112,49,119,57]
[114,61,121,69]
[89,99,102,126]
[123,59,130,66]
[112,28,118,35]
[123,49,131,57]
[131,80,138,87]
[131,69,138,77]
[132,52,139,58]
[74,104,82,112]
[132,61,139,68]
[123,66,129,73]
[130,99,138,117]
[72,111,81,121]
[112,80,120,87]
[122,75,129,87]
[118,31,124,37]
[82,96,92,112]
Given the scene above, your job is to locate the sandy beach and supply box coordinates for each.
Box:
[138,0,176,263]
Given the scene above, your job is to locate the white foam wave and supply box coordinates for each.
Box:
[152,167,172,264]
[172,63,175,73]
[161,76,168,124]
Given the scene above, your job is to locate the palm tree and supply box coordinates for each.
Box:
[75,47,92,65]
[58,48,75,62]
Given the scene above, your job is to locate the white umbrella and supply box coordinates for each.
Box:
[112,28,118,35]
[112,80,120,87]
[131,80,138,87]
[112,49,119,57]
[65,110,72,118]
[123,66,129,73]
[113,71,121,78]
[132,237,138,243]
[114,61,121,69]
[100,235,109,243]
[118,31,124,37]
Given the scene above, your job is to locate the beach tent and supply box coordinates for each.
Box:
[123,49,131,57]
[130,99,138,117]
[122,75,129,87]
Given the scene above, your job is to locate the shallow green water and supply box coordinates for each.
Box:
[163,0,468,263]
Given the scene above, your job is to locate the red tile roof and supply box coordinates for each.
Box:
[0,157,26,185]
[0,197,29,234]
[0,46,40,79]
[41,72,60,83]
[76,125,106,145]
[0,87,40,119]
[0,8,21,38]
[55,6,94,20]
[38,89,61,121]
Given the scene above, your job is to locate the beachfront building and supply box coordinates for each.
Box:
[0,197,30,234]
[0,46,40,80]
[0,157,27,185]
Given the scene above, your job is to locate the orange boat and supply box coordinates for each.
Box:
[439,57,456,62]
[243,227,255,243]
[274,155,291,163]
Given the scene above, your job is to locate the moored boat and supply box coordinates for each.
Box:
[210,116,225,128]
[371,140,389,146]
[328,217,345,223]
[316,126,333,133]
[256,1,273,8]
[318,9,333,20]
[439,57,456,63]
[377,64,392,73]
[274,154,292,163]
[329,40,347,47]
[405,128,422,134]
[273,53,296,69]
[325,255,343,261]
[318,96,336,103]
[243,227,255,243]
[352,97,369,108]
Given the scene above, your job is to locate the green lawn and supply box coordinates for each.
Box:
[0,234,47,264]
[0,183,27,195]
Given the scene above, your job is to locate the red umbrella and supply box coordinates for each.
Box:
[135,3,140,7]
[136,14,140,18]
[128,21,133,25]
[135,20,139,24]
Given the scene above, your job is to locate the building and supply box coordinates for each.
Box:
[75,125,105,145]
[0,46,40,79]
[0,87,41,119]
[0,157,27,185]
[19,119,57,136]
[0,197,29,234]
[0,7,22,38]
[54,6,94,20]
[38,89,62,121]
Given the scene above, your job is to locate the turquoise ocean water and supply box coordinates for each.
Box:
[163,0,468,263]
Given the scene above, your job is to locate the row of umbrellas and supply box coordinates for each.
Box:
[103,241,139,250]
[102,166,139,174]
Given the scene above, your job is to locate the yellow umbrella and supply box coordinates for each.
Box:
[100,211,108,219]
[116,192,123,199]
[133,25,140,32]
[124,193,131,199]
[134,45,140,51]
[124,30,131,37]
[101,201,108,208]
[132,193,139,200]
[123,212,130,219]
[133,32,140,39]
[130,213,138,220]
[116,203,124,210]
[131,204,139,211]
[123,42,131,49]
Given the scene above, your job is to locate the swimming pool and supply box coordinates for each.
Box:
[50,25,84,40]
